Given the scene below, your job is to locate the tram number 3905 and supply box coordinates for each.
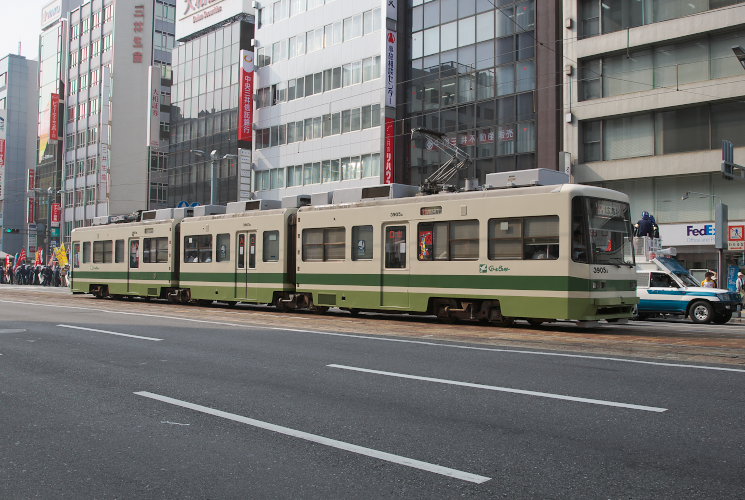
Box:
[389,212,403,217]
[593,267,609,274]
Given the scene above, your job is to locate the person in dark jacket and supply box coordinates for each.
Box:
[634,211,656,237]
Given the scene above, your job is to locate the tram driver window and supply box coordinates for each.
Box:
[73,243,80,268]
[83,242,91,263]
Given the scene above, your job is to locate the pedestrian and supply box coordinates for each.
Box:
[60,265,69,287]
[634,211,657,238]
[736,272,745,314]
[53,265,61,287]
[701,271,717,288]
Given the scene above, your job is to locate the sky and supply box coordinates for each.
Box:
[0,0,50,60]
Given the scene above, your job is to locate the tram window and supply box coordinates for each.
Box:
[73,243,81,268]
[263,231,280,262]
[144,237,168,263]
[418,220,479,261]
[216,233,230,262]
[488,216,559,260]
[102,241,113,263]
[571,197,589,263]
[249,234,256,268]
[93,241,104,263]
[488,218,522,260]
[115,240,124,263]
[302,227,346,261]
[524,217,559,260]
[385,226,407,268]
[352,225,373,260]
[83,242,91,263]
[129,240,140,268]
[183,235,212,263]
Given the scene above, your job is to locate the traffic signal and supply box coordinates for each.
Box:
[3,228,19,233]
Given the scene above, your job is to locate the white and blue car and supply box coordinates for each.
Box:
[635,257,740,324]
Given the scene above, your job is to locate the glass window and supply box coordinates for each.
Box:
[441,22,457,51]
[302,227,345,261]
[73,243,81,268]
[488,216,559,260]
[497,64,515,95]
[423,27,440,57]
[476,12,494,42]
[115,240,124,263]
[711,101,745,148]
[385,226,407,269]
[657,106,709,155]
[604,113,654,160]
[216,233,230,262]
[418,221,478,261]
[129,240,139,268]
[458,17,476,46]
[352,225,374,260]
[263,231,280,261]
[183,235,213,263]
[143,237,168,263]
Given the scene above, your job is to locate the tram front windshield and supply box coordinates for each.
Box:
[573,197,635,266]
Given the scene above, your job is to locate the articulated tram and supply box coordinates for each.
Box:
[71,181,638,326]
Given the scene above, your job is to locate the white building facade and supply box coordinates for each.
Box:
[252,0,388,200]
[563,0,745,274]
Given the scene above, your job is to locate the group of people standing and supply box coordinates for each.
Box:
[1,263,69,287]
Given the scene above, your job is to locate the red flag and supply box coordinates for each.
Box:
[16,249,26,270]
[35,248,43,266]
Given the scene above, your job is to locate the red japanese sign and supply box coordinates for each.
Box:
[51,203,61,223]
[238,50,254,142]
[0,139,5,167]
[384,117,395,184]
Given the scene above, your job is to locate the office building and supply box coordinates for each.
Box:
[0,55,38,255]
[167,0,254,207]
[563,0,745,272]
[61,0,176,247]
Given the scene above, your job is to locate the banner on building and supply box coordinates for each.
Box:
[28,169,36,190]
[99,143,110,201]
[146,66,161,149]
[51,203,61,226]
[50,93,60,141]
[385,30,397,108]
[238,148,252,200]
[27,198,35,224]
[0,109,6,168]
[238,50,254,143]
[384,117,395,184]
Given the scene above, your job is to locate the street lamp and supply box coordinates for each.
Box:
[681,191,728,281]
[190,149,238,205]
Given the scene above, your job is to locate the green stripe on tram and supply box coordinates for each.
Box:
[73,271,176,281]
[296,273,635,292]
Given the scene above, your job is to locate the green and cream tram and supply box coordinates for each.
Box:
[71,182,638,325]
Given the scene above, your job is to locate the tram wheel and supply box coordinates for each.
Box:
[526,319,544,327]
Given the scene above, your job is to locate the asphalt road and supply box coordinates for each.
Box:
[1,287,745,498]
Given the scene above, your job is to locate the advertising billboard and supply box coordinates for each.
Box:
[175,0,253,41]
[238,49,254,143]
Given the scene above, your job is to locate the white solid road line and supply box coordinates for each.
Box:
[328,364,668,413]
[1,298,743,373]
[57,324,163,342]
[134,391,491,484]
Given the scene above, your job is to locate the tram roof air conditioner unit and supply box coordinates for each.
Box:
[311,192,333,206]
[227,199,281,213]
[141,210,157,221]
[484,168,570,189]
[173,207,195,220]
[282,194,311,208]
[154,208,174,220]
[332,184,419,204]
[92,216,113,226]
[193,205,226,217]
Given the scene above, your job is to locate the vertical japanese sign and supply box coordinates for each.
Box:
[385,31,397,108]
[238,50,254,143]
[133,4,146,64]
[50,93,60,141]
[28,169,36,190]
[146,66,161,148]
[27,198,35,223]
[51,203,61,226]
[238,148,252,200]
[384,118,395,184]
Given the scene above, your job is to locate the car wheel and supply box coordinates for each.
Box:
[690,301,713,324]
[712,311,732,324]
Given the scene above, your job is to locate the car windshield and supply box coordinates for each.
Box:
[675,272,701,288]
[585,199,634,266]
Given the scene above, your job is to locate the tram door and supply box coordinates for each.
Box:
[381,224,409,308]
[128,238,140,293]
[235,232,258,301]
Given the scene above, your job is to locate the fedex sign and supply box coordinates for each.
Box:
[686,224,715,237]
